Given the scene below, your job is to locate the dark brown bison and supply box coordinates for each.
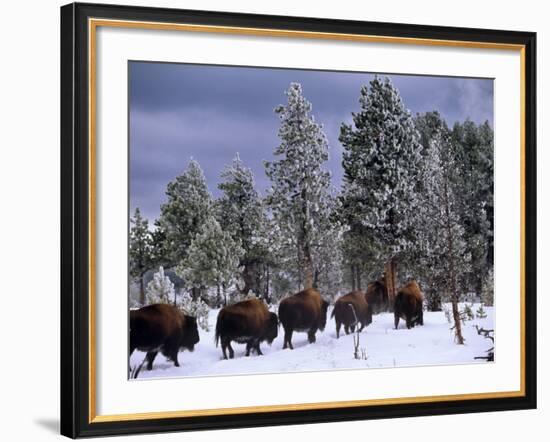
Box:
[278,288,329,349]
[394,280,424,329]
[331,291,373,338]
[215,298,278,360]
[365,279,389,313]
[130,303,200,371]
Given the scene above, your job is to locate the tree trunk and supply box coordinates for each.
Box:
[313,269,319,289]
[443,179,465,345]
[299,187,315,290]
[264,265,270,303]
[350,264,356,290]
[448,251,465,344]
[384,258,397,311]
[451,293,465,344]
[241,262,254,295]
[303,242,314,290]
[356,267,362,291]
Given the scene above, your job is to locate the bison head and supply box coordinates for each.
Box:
[318,299,329,331]
[264,312,278,344]
[181,315,200,351]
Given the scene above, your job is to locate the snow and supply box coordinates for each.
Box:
[129,303,494,380]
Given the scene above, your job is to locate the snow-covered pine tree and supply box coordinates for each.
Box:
[158,159,213,267]
[129,207,152,306]
[259,216,288,302]
[265,82,335,290]
[178,291,211,331]
[339,180,385,292]
[254,208,280,302]
[217,154,271,297]
[149,219,170,270]
[412,111,453,311]
[415,110,450,155]
[339,76,424,304]
[176,216,244,306]
[451,120,493,294]
[146,266,176,305]
[418,130,471,344]
[311,195,345,299]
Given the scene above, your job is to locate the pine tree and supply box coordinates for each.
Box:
[339,180,385,292]
[451,120,493,294]
[415,111,450,155]
[340,76,424,304]
[258,215,285,302]
[159,159,213,267]
[413,111,452,310]
[217,154,271,297]
[307,194,345,298]
[129,207,152,306]
[149,219,170,270]
[178,291,211,331]
[418,130,471,344]
[265,82,334,290]
[146,266,176,305]
[176,217,244,306]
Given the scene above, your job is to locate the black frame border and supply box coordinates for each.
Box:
[60,2,537,438]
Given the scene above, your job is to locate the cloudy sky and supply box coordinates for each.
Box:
[130,61,493,222]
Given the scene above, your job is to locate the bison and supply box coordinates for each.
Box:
[215,298,278,360]
[331,291,373,338]
[129,303,200,371]
[394,280,424,329]
[278,288,329,350]
[365,279,389,313]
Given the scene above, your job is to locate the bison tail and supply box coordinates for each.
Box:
[330,304,337,319]
[346,303,358,324]
[277,301,289,325]
[214,311,223,347]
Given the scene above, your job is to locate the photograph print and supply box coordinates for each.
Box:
[128,61,495,380]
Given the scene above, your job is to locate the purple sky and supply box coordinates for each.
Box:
[130,62,493,222]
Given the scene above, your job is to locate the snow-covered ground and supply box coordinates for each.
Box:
[129,303,494,380]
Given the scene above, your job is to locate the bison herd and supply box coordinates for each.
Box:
[129,280,425,372]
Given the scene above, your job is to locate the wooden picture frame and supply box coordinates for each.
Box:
[60,2,536,438]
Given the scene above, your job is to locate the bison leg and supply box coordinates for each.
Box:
[162,336,181,367]
[222,338,235,359]
[335,321,341,339]
[344,325,350,335]
[307,329,317,344]
[245,341,252,357]
[350,324,356,333]
[227,342,235,359]
[221,338,230,360]
[406,317,412,329]
[170,350,180,367]
[418,310,424,326]
[145,351,158,371]
[283,328,294,350]
[394,314,400,330]
[255,340,263,356]
[358,322,365,332]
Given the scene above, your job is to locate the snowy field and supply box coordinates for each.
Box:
[129,304,494,380]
